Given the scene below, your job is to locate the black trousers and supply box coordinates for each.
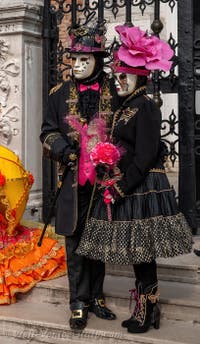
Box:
[133,260,157,288]
[65,182,105,310]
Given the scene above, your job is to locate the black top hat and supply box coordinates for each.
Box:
[67,23,109,57]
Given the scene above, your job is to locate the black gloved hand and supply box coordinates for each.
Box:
[112,186,124,205]
[158,141,169,163]
[95,164,107,180]
[62,146,80,165]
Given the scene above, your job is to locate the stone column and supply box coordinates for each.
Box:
[0,0,44,221]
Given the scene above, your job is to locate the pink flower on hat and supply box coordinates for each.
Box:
[115,25,174,72]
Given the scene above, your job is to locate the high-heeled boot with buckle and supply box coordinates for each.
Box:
[69,301,89,330]
[127,283,160,334]
[121,280,140,328]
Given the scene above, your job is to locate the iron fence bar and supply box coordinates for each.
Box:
[125,0,132,26]
[160,0,177,13]
[194,0,200,227]
[152,0,163,35]
[98,0,104,23]
[155,0,159,18]
[131,0,154,16]
[78,0,98,24]
[151,0,163,108]
[42,0,57,222]
[178,0,197,230]
[104,0,126,20]
[72,0,77,26]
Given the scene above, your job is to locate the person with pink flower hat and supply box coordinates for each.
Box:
[76,25,192,334]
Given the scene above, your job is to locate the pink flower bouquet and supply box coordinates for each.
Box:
[90,142,121,167]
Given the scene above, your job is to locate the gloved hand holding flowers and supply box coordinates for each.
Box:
[89,142,123,220]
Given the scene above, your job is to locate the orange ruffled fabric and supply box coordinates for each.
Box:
[0,223,66,305]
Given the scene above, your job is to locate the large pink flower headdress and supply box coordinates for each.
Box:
[114,25,174,73]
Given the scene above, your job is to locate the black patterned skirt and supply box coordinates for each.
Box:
[76,169,193,265]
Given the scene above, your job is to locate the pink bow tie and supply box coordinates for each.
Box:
[79,82,100,92]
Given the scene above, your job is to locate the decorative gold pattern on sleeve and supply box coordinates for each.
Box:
[113,182,125,198]
[49,83,63,95]
[118,107,139,125]
[42,132,63,158]
[43,132,62,147]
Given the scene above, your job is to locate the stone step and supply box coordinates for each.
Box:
[0,301,200,344]
[106,252,200,284]
[21,221,200,285]
[17,273,200,323]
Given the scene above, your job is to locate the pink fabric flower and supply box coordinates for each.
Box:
[90,142,120,166]
[115,25,174,72]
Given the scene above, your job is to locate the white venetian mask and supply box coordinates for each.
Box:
[71,53,96,80]
[114,73,138,97]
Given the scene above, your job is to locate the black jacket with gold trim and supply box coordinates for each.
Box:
[40,76,116,236]
[112,91,162,197]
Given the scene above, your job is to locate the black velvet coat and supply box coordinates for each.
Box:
[40,77,116,236]
[112,90,162,197]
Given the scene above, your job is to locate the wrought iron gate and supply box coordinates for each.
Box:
[194,0,200,229]
[42,0,198,231]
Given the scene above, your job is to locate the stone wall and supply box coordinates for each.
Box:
[0,0,44,220]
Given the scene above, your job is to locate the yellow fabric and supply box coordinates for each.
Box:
[0,146,33,235]
[0,146,67,305]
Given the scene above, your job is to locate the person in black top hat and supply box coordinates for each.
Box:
[40,22,117,330]
[76,25,192,333]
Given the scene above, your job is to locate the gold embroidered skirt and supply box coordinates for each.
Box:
[76,170,192,265]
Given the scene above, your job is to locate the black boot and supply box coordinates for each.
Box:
[121,280,140,328]
[127,283,160,334]
[69,301,89,330]
[89,297,116,320]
